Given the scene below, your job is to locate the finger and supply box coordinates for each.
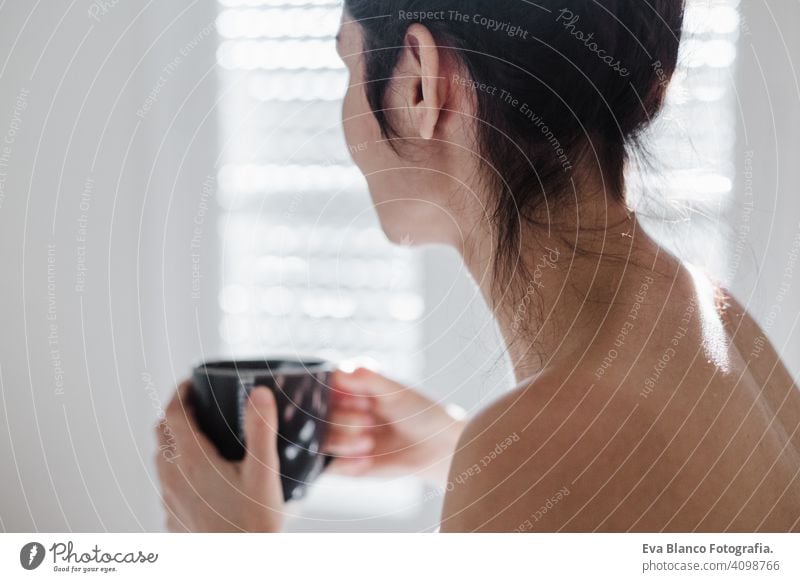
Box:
[161,383,221,462]
[155,418,177,451]
[329,376,372,411]
[242,387,283,503]
[331,368,419,417]
[156,415,192,479]
[329,391,372,412]
[163,381,195,433]
[154,454,175,501]
[327,456,373,477]
[327,410,375,434]
[154,431,180,479]
[330,368,404,397]
[165,380,193,418]
[322,432,374,456]
[161,490,188,533]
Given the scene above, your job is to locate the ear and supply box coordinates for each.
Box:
[392,24,448,141]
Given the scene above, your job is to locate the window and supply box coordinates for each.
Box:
[632,0,741,282]
[215,0,425,383]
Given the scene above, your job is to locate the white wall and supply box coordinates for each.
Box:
[0,0,220,531]
[729,0,800,383]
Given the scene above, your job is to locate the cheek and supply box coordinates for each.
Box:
[341,80,383,173]
[341,89,365,153]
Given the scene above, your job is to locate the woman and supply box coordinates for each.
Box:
[156,0,800,532]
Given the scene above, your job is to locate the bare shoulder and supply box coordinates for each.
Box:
[719,289,798,390]
[439,372,635,532]
[438,288,800,532]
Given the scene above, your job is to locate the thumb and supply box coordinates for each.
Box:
[242,387,283,502]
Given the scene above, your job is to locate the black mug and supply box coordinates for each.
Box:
[190,358,335,501]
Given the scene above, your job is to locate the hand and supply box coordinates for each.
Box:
[323,368,466,485]
[155,381,284,532]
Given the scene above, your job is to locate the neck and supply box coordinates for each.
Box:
[458,194,664,385]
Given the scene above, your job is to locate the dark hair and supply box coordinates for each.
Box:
[344,0,684,312]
